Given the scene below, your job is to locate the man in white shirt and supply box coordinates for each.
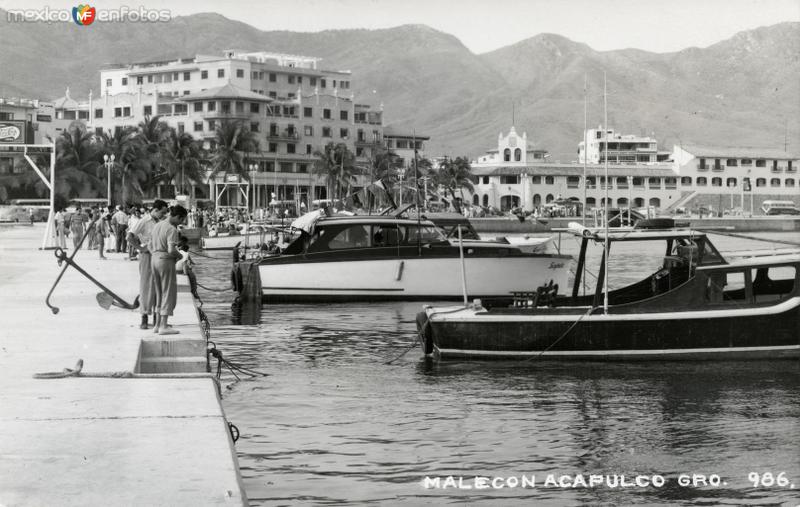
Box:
[111,205,129,255]
[127,200,168,329]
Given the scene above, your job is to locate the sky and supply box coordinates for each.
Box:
[1,0,798,53]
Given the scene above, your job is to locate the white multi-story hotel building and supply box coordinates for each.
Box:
[50,50,394,207]
[578,126,671,164]
[469,127,799,215]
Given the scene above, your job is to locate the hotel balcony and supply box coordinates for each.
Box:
[267,130,299,141]
[355,137,382,146]
[203,110,251,120]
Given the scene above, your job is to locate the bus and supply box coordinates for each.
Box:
[9,198,50,207]
[761,200,800,215]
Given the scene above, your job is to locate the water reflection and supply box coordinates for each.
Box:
[190,232,800,506]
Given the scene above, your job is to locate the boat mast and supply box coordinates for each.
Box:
[603,72,610,314]
[583,74,587,226]
[414,129,422,257]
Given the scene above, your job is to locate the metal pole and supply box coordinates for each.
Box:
[458,225,468,305]
[603,72,610,315]
[582,74,587,226]
[106,162,111,206]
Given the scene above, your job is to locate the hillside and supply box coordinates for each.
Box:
[0,11,796,160]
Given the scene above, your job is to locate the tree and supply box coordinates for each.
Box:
[312,142,359,201]
[54,122,103,200]
[99,127,148,205]
[435,156,474,213]
[163,128,204,198]
[137,115,171,196]
[209,121,260,180]
[358,147,402,210]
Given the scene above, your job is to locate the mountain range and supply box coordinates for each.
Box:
[0,11,797,161]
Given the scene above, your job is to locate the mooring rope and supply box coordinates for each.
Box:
[527,306,599,361]
[32,359,216,379]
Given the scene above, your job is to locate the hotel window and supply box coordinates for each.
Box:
[321,79,326,88]
[756,159,766,167]
[122,106,131,117]
[306,144,312,155]
[322,127,332,137]
[298,163,308,173]
[726,178,737,187]
[786,178,795,187]
[237,69,244,78]
[304,126,313,136]
[221,101,230,113]
[147,75,153,83]
[533,175,543,184]
[726,159,737,167]
[251,71,258,79]
[681,176,692,186]
[136,76,143,85]
[567,176,580,188]
[756,178,766,187]
[263,161,274,172]
[268,142,277,152]
[340,110,348,121]
[741,159,752,166]
[94,109,103,119]
[193,121,202,132]
[235,101,244,113]
[143,105,152,116]
[545,176,554,185]
[632,177,644,187]
[297,77,302,84]
[616,177,628,188]
[172,72,179,81]
[323,109,331,119]
[482,176,489,185]
[696,177,707,186]
[114,107,122,117]
[310,77,317,86]
[122,78,128,86]
[269,73,276,82]
[106,79,112,87]
[340,128,349,139]
[218,69,225,78]
[183,72,190,81]
[78,110,89,120]
[713,159,722,170]
[177,123,184,134]
[250,102,259,113]
[269,91,277,99]
[711,177,722,187]
[665,177,677,189]
[514,148,521,161]
[789,161,795,172]
[770,178,781,187]
[194,102,203,112]
[332,80,337,88]
[208,120,216,131]
[500,175,519,184]
[207,101,216,111]
[503,148,511,162]
[280,162,292,173]
[698,158,706,169]
[174,104,187,115]
[201,70,208,79]
[648,177,661,188]
[288,75,295,84]
[250,122,259,132]
[183,90,189,95]
[287,143,296,154]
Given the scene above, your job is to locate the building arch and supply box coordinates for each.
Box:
[649,197,661,208]
[634,197,645,207]
[482,194,489,207]
[786,178,795,188]
[533,194,541,207]
[586,197,596,208]
[514,148,521,161]
[472,194,479,205]
[545,194,554,203]
[503,148,511,162]
[726,177,737,187]
[681,176,692,186]
[500,195,520,210]
[617,197,628,207]
[770,178,781,187]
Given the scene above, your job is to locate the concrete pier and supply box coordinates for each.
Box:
[0,225,247,506]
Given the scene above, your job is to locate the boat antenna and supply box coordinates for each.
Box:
[414,129,421,257]
[603,71,610,315]
[582,73,587,226]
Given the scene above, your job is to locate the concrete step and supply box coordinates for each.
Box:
[137,356,208,374]
[140,335,207,358]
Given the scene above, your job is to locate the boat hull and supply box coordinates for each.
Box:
[259,255,571,303]
[418,298,800,360]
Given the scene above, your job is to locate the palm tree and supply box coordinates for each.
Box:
[99,127,148,205]
[163,128,204,198]
[312,142,358,201]
[54,122,103,200]
[209,121,260,206]
[358,147,402,210]
[137,115,171,196]
[435,156,474,213]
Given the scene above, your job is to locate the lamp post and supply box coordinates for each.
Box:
[103,154,115,206]
[398,167,407,207]
[249,163,258,216]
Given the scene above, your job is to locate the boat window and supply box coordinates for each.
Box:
[402,225,446,244]
[307,224,372,251]
[752,266,796,302]
[372,225,401,247]
[698,238,725,265]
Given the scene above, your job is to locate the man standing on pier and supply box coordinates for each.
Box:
[111,205,129,255]
[149,205,188,335]
[127,200,168,329]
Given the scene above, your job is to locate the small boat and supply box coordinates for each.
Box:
[231,209,573,303]
[200,222,291,250]
[417,221,800,360]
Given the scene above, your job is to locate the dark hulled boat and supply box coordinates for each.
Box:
[417,225,800,360]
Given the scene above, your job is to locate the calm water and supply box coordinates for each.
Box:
[192,231,800,506]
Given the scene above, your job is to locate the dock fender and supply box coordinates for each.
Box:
[230,265,243,293]
[416,310,434,355]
